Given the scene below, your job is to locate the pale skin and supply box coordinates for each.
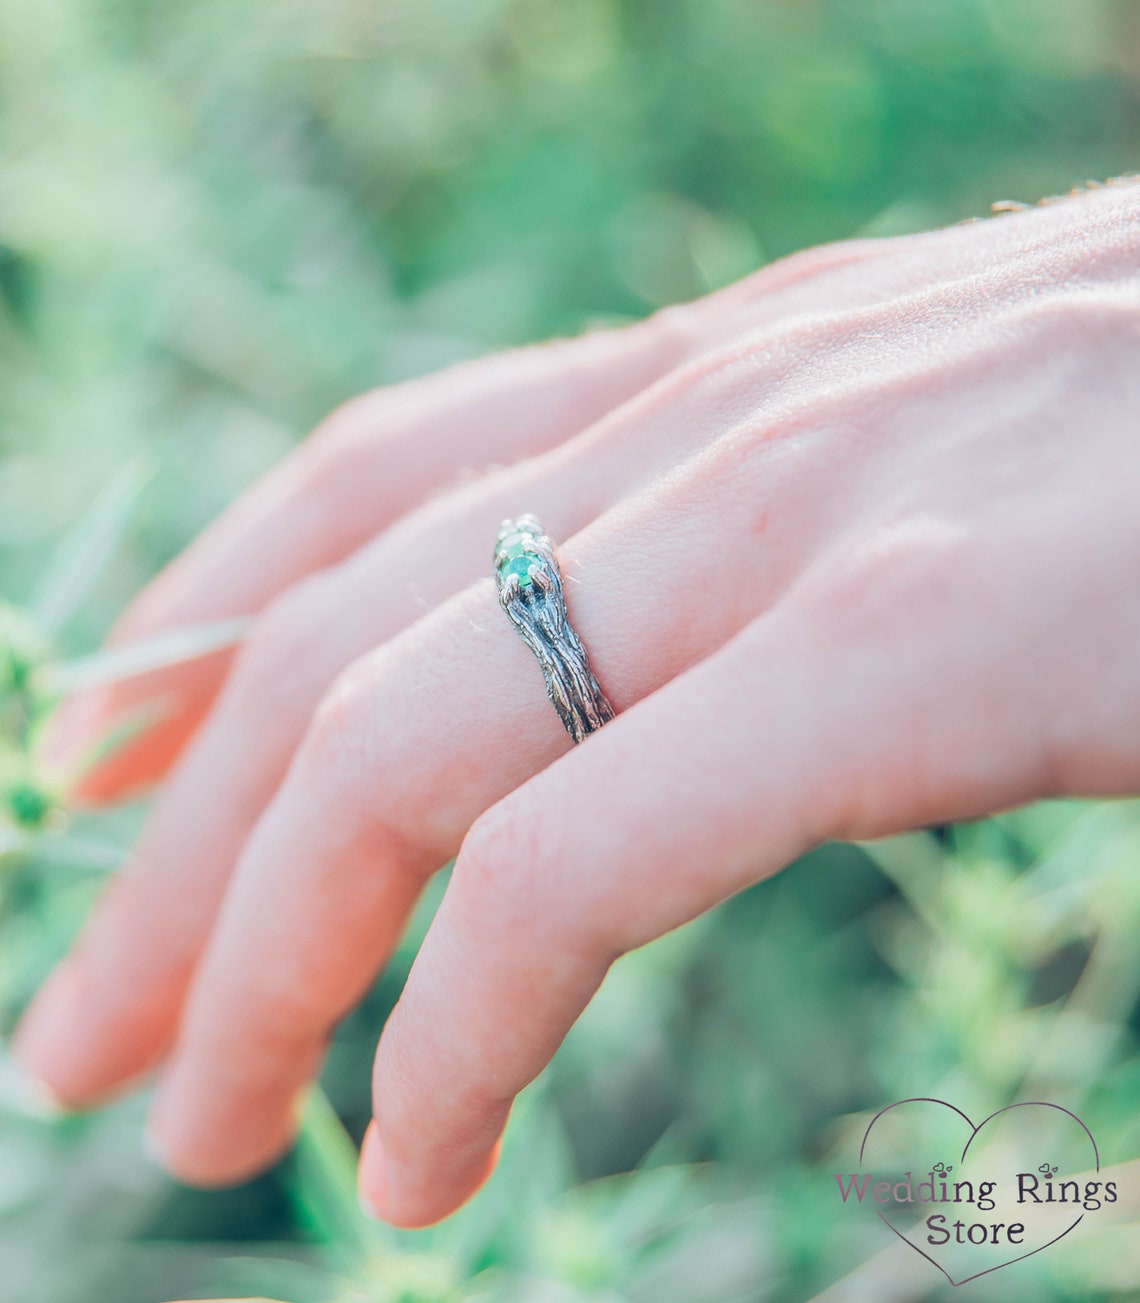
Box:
[12,181,1140,1228]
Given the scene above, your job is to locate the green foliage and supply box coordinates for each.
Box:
[0,2,1137,1302]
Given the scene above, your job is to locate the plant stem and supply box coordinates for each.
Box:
[290,1085,390,1270]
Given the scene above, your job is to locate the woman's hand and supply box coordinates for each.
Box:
[14,181,1140,1227]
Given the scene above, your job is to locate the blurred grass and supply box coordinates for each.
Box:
[0,1,1139,1301]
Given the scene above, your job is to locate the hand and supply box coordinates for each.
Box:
[14,181,1140,1227]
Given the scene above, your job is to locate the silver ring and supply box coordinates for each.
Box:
[493,514,615,743]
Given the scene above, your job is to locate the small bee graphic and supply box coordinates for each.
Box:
[1039,1163,1059,1177]
[932,1161,954,1175]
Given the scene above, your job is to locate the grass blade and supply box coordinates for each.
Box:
[42,617,251,694]
[31,455,156,635]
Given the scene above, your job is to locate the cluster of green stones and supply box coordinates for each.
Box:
[493,517,548,593]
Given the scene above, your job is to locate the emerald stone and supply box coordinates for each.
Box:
[502,554,536,587]
[497,531,540,587]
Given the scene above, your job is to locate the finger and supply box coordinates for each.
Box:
[360,547,1063,1228]
[138,423,828,1186]
[52,313,690,800]
[14,335,783,1108]
[357,611,829,1226]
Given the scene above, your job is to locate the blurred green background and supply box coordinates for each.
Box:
[1,1,1139,1301]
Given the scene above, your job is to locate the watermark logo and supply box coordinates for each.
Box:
[831,1098,1114,1286]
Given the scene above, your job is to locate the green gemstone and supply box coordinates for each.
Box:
[497,531,540,587]
[502,554,535,587]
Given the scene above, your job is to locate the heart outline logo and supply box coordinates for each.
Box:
[859,1097,1100,1287]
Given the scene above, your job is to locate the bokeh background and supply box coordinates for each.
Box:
[1,1,1139,1300]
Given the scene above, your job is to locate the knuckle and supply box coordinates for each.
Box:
[640,297,711,368]
[306,388,393,455]
[452,808,549,937]
[223,576,334,719]
[298,651,383,795]
[290,392,403,517]
[645,334,778,430]
[1035,291,1140,354]
[198,963,326,1057]
[301,635,446,848]
[452,803,606,956]
[745,235,888,292]
[809,517,978,637]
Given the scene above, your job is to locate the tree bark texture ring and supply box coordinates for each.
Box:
[493,514,616,744]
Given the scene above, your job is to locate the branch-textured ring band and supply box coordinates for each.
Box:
[493,514,616,743]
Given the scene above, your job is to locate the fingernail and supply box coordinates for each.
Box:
[357,1121,389,1221]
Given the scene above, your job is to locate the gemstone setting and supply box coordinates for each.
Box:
[502,554,536,587]
[493,512,616,743]
[496,529,540,587]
